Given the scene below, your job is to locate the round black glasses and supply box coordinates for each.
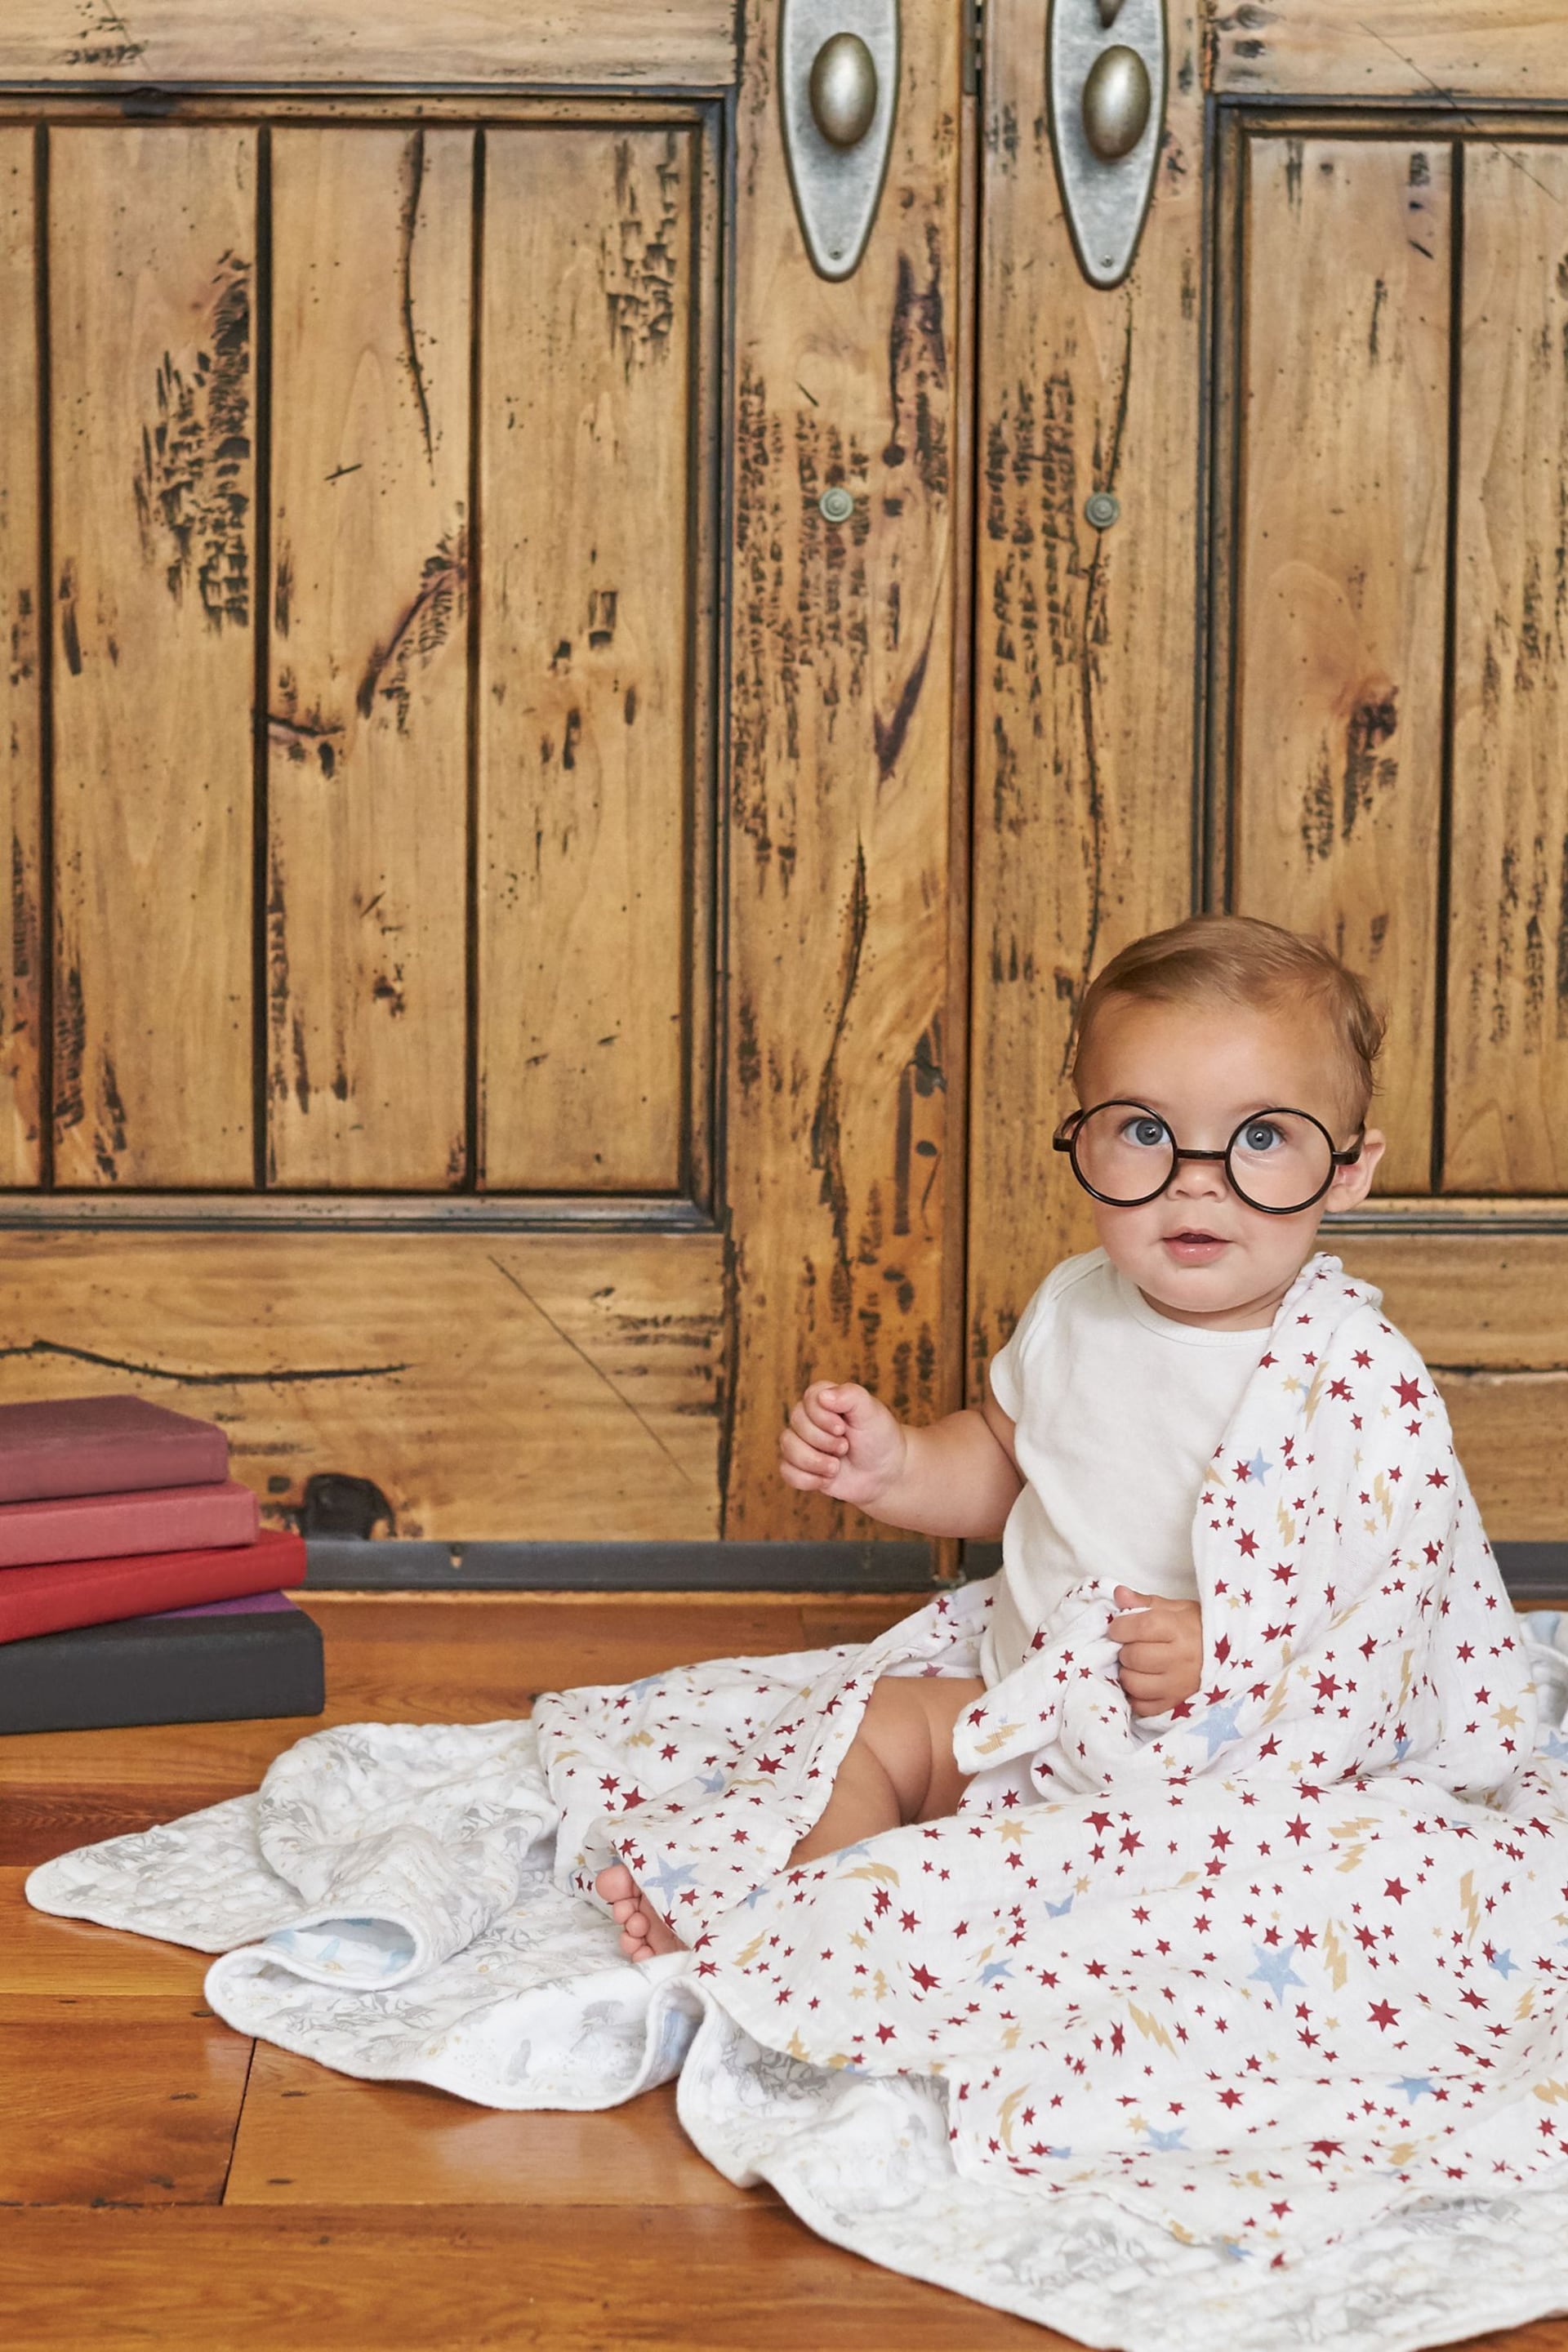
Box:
[1053,1102,1363,1216]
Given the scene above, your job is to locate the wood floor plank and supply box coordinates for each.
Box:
[0,2020,251,2207]
[0,1784,247,1869]
[0,2204,1068,2350]
[0,1592,929,1799]
[1,1871,210,1999]
[225,2050,760,2208]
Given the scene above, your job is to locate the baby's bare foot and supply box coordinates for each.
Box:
[595,1860,685,1961]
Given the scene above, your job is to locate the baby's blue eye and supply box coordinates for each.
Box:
[1125,1116,1167,1149]
[1241,1120,1283,1152]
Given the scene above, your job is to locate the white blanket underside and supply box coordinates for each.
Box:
[26,1258,1568,2351]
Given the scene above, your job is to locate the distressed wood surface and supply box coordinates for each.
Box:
[478,130,694,1192]
[0,132,42,1188]
[0,2207,1069,2350]
[965,0,1205,1392]
[1208,0,1568,100]
[1230,139,1450,1193]
[226,2055,760,2207]
[1445,144,1568,1193]
[0,2016,252,2204]
[722,0,964,1529]
[0,1231,722,1538]
[1340,1227,1568,1370]
[50,127,256,1187]
[0,1594,929,1834]
[2,2,736,86]
[267,128,473,1189]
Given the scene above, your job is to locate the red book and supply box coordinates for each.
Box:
[0,1395,227,1504]
[0,1479,258,1570]
[0,1530,305,1645]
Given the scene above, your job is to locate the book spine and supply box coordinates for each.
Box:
[0,1613,324,1735]
[0,1481,259,1570]
[0,1428,229,1505]
[0,1532,305,1643]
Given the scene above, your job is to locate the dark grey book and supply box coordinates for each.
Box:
[0,1591,324,1735]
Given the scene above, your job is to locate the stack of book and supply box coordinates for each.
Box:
[0,1395,323,1735]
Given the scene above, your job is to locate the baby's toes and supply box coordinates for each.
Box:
[595,1861,635,1904]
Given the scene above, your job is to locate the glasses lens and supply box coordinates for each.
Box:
[1073,1104,1175,1204]
[1227,1111,1334,1212]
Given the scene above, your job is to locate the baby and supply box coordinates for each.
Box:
[600,913,1388,1958]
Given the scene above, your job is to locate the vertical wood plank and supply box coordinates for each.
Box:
[1232,139,1451,1192]
[1445,144,1568,1192]
[477,129,693,1192]
[721,7,963,1528]
[266,127,472,1189]
[966,0,1205,1388]
[0,131,42,1185]
[50,127,255,1186]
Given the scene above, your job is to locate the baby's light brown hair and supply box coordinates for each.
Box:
[1072,915,1385,1130]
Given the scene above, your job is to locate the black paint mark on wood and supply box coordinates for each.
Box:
[0,1336,410,1385]
[399,130,437,479]
[131,251,252,630]
[884,231,949,498]
[874,609,936,781]
[588,588,618,648]
[356,528,466,728]
[605,132,682,372]
[1342,690,1398,841]
[1368,278,1388,362]
[92,1049,127,1182]
[57,564,82,676]
[52,962,86,1132]
[809,844,870,1330]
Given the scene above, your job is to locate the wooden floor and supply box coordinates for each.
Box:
[3,1592,1566,2351]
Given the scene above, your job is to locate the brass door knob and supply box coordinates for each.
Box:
[809,31,879,147]
[1082,44,1152,162]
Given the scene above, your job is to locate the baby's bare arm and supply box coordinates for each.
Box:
[780,1382,1022,1538]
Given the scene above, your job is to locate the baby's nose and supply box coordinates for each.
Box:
[1169,1152,1227,1195]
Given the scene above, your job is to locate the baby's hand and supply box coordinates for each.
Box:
[779,1381,906,1508]
[1107,1586,1204,1718]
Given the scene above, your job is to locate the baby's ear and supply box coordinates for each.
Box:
[1327,1126,1385,1209]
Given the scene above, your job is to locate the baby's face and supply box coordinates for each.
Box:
[1070,996,1385,1330]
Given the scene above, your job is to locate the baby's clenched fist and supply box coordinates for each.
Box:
[778,1381,906,1508]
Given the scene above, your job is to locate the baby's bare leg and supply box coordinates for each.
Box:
[596,1673,983,1960]
[789,1673,983,1866]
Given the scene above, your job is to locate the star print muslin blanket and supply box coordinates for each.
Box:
[25,1254,1568,2352]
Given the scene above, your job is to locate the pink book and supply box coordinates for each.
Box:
[0,1394,227,1504]
[0,1479,258,1570]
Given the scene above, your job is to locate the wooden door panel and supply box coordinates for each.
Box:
[478,127,695,1193]
[51,126,257,1187]
[267,126,473,1189]
[0,127,41,1186]
[4,3,736,86]
[719,0,967,1526]
[0,1227,720,1539]
[967,0,1204,1382]
[1231,138,1450,1193]
[1210,2,1564,98]
[1446,143,1568,1193]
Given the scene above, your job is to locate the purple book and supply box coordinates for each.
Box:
[0,1395,228,1505]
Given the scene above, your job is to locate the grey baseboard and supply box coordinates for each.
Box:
[303,1537,937,1592]
[301,1535,1568,1604]
[956,1539,1568,1604]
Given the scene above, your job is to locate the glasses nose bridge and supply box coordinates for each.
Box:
[1165,1138,1231,1193]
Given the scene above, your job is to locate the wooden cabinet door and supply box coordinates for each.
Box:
[971,0,1568,1560]
[0,5,968,1548]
